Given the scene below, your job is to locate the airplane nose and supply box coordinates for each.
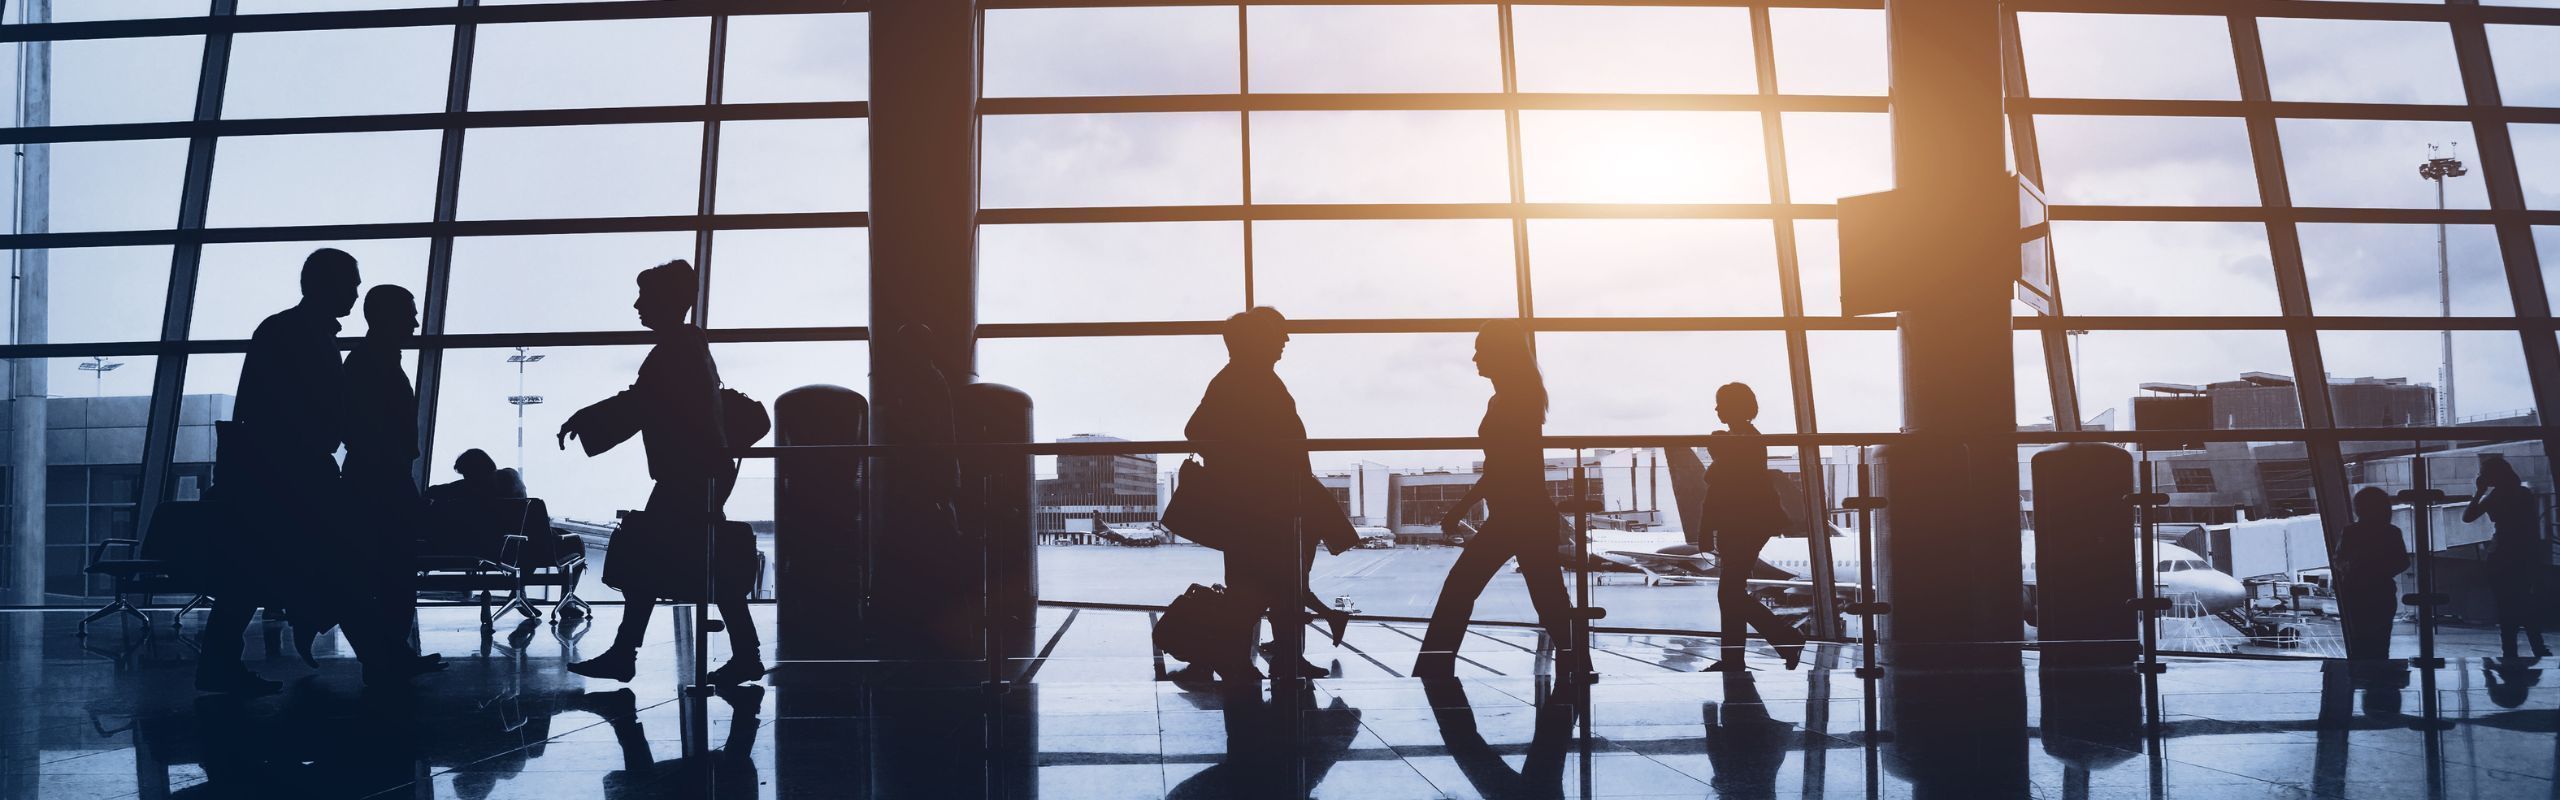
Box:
[2201,575,2247,613]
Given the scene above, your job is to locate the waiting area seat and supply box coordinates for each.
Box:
[414,497,592,631]
[77,500,223,637]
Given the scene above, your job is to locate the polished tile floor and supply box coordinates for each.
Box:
[5,604,2555,799]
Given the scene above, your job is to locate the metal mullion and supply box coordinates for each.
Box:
[695,14,728,325]
[976,92,1884,116]
[0,211,874,251]
[0,101,873,148]
[137,0,237,532]
[976,202,1834,225]
[1496,4,1532,322]
[2228,15,2354,540]
[2445,0,2560,469]
[413,1,478,489]
[1751,3,1837,639]
[2011,97,2560,125]
[1238,3,1255,310]
[981,0,1887,10]
[2003,6,2081,430]
[2053,205,2560,225]
[2006,0,2560,26]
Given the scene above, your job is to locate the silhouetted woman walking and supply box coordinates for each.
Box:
[2336,486,2409,662]
[561,259,765,685]
[1415,321,1580,679]
[1702,383,1806,671]
[2465,455,2549,659]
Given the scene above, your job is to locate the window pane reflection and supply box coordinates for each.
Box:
[1509,5,1755,95]
[1768,8,1885,96]
[706,228,867,330]
[193,240,429,340]
[724,13,871,104]
[1249,111,1509,204]
[1521,111,1767,203]
[2017,13,2239,101]
[2299,223,2510,317]
[2258,18,2465,105]
[1246,5,1501,94]
[980,222,1241,324]
[2035,116,2258,206]
[1253,219,1514,319]
[985,6,1234,98]
[2051,221,2280,316]
[1539,331,1792,435]
[981,113,1242,208]
[1527,219,1781,317]
[446,232,693,334]
[2319,330,2535,427]
[3,247,173,345]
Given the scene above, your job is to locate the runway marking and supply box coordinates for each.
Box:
[1018,608,1079,684]
[1381,622,1506,677]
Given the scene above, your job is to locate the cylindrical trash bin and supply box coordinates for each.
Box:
[956,382,1035,679]
[773,384,866,661]
[2029,442,2138,666]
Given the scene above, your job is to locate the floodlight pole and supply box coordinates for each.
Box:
[2420,145,2467,426]
[78,356,122,398]
[506,347,545,479]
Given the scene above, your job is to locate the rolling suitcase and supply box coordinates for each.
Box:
[1154,583,1254,667]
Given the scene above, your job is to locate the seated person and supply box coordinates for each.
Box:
[424,449,532,556]
[426,448,528,504]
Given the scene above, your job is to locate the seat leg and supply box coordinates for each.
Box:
[77,599,131,637]
[172,594,210,630]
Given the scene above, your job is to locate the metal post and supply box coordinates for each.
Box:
[2404,452,2449,670]
[5,0,51,605]
[1571,455,1596,682]
[1847,450,1885,680]
[2420,147,2467,425]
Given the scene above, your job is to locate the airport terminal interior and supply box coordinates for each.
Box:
[10,0,2560,797]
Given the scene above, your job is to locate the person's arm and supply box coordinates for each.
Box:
[1439,481,1487,533]
[2383,526,2411,577]
[2464,486,2495,523]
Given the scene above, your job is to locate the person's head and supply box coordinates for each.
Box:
[1716,382,1759,426]
[1222,307,1289,365]
[2479,454,2523,490]
[454,448,496,479]
[1473,320,1548,417]
[633,259,697,330]
[362,285,417,339]
[300,248,361,319]
[2353,486,2393,525]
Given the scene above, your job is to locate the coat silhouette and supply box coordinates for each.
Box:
[2465,455,2549,658]
[1415,321,1578,679]
[1699,383,1806,671]
[1183,307,1323,681]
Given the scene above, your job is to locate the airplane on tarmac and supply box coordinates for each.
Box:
[1581,445,2248,629]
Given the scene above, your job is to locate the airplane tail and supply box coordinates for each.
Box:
[1665,446,1708,547]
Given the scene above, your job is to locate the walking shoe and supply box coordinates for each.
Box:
[705,657,767,686]
[568,648,638,682]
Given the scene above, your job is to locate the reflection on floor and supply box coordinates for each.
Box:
[7,604,2557,798]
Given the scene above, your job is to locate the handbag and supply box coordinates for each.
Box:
[719,387,771,448]
[603,511,759,602]
[1161,457,1232,550]
[1153,583,1255,667]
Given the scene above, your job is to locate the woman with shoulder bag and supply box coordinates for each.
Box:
[1701,383,1806,671]
[1414,321,1582,679]
[558,259,767,686]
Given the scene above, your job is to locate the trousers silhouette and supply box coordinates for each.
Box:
[1715,533,1798,662]
[1416,513,1573,676]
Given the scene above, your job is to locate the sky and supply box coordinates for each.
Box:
[5,4,2560,525]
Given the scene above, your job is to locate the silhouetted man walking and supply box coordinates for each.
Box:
[341,285,442,672]
[1183,307,1314,682]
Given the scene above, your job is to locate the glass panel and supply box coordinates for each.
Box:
[427,345,655,559]
[705,228,866,329]
[2050,221,2281,316]
[3,356,164,601]
[984,6,1235,98]
[445,231,694,334]
[2,36,204,128]
[1539,331,1794,435]
[2515,124,2560,211]
[192,240,430,339]
[7,139,191,233]
[2278,119,2487,209]
[2489,24,2560,108]
[2017,330,2058,428]
[1527,219,1781,317]
[2319,330,2535,427]
[714,118,868,213]
[2539,226,2560,313]
[2074,330,2300,430]
[458,123,703,220]
[1781,112,1891,204]
[2016,13,2239,101]
[1520,111,1767,203]
[723,13,870,104]
[981,113,1241,208]
[1795,219,1844,316]
[2258,18,2465,105]
[2299,223,2510,317]
[1,247,172,345]
[1808,330,1902,433]
[18,1,207,21]
[1509,5,1755,94]
[1768,8,1885,96]
[2034,116,2258,206]
[1249,111,1509,204]
[207,131,443,227]
[1246,5,1501,94]
[1252,219,1513,319]
[981,222,1240,324]
[979,336,1227,443]
[224,26,452,119]
[1280,333,1485,438]
[468,18,709,111]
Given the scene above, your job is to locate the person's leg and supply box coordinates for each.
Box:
[1416,540,1508,676]
[1717,535,1803,665]
[611,597,656,653]
[1509,531,1581,674]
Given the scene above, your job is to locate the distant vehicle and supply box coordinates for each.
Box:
[1093,518,1169,547]
[1572,445,2251,632]
[1354,526,1395,549]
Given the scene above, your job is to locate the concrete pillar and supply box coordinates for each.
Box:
[866,0,983,668]
[1871,0,2024,668]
